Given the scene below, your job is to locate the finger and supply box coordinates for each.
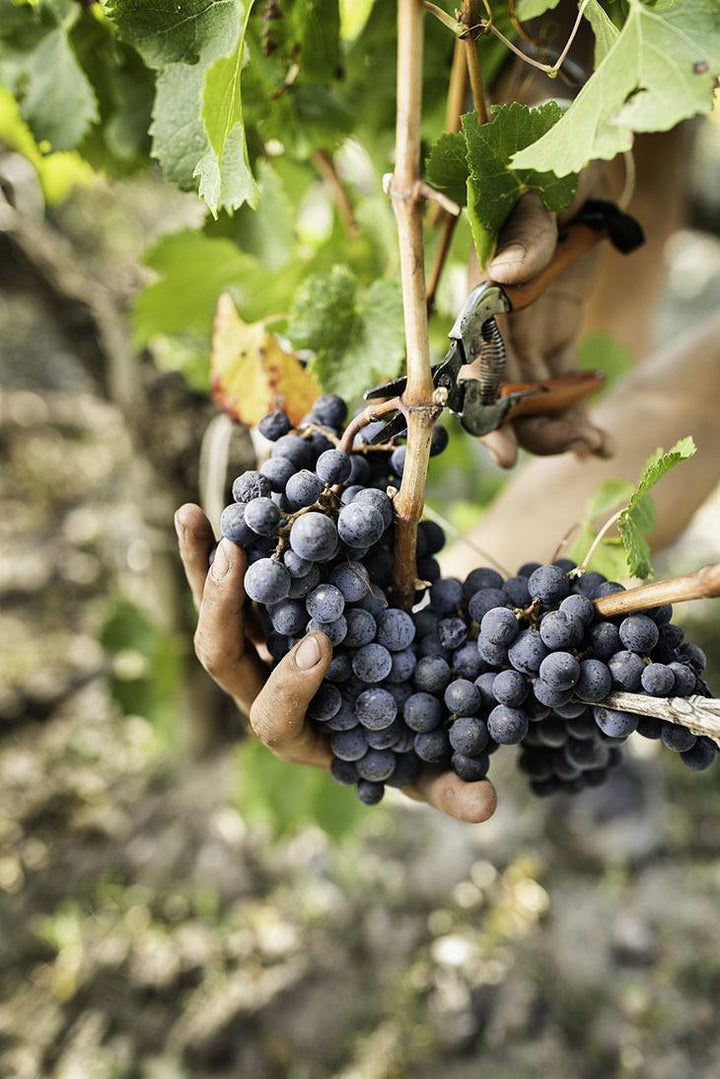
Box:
[405,768,497,824]
[194,537,268,711]
[480,427,519,469]
[249,633,334,768]
[489,191,557,285]
[175,503,215,610]
[514,408,614,459]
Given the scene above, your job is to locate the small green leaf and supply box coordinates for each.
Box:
[194,0,258,217]
[584,0,620,65]
[514,0,562,19]
[512,0,720,177]
[618,436,697,578]
[287,266,405,404]
[425,131,468,208]
[568,479,633,576]
[107,0,239,68]
[461,102,578,263]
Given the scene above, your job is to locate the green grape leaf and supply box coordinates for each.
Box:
[425,131,468,208]
[512,0,720,177]
[0,0,98,151]
[109,0,258,213]
[584,0,620,65]
[461,102,578,264]
[514,0,562,20]
[207,159,295,271]
[568,479,634,579]
[618,436,697,579]
[292,0,341,82]
[194,0,258,217]
[287,266,405,402]
[235,740,367,841]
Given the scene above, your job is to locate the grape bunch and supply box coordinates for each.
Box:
[219,392,716,806]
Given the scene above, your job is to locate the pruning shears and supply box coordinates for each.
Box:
[364,199,644,443]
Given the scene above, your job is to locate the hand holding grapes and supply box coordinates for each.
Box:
[175,502,498,824]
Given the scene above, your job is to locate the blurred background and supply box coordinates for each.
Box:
[2,100,720,1079]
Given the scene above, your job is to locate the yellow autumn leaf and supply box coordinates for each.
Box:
[210,293,320,426]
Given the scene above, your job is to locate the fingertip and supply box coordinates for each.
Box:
[175,503,213,539]
[290,631,333,674]
[457,780,497,824]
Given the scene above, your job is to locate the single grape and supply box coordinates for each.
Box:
[331,727,368,762]
[554,756,581,782]
[452,751,489,782]
[481,607,520,646]
[554,557,576,572]
[668,661,696,696]
[414,608,439,637]
[285,469,323,510]
[418,556,441,584]
[429,577,463,614]
[283,550,313,578]
[444,678,482,716]
[330,757,359,785]
[533,680,573,709]
[517,748,553,781]
[357,586,388,615]
[355,688,397,730]
[636,716,662,740]
[352,643,393,683]
[474,670,499,709]
[341,485,364,505]
[565,738,607,771]
[487,705,529,745]
[619,614,660,653]
[271,434,313,469]
[554,699,591,719]
[258,410,292,441]
[306,583,345,623]
[503,576,531,607]
[344,608,377,648]
[418,520,445,555]
[536,717,569,747]
[527,564,570,605]
[366,719,403,750]
[269,599,307,636]
[449,715,489,755]
[390,445,406,476]
[575,658,612,702]
[575,570,606,596]
[414,728,451,763]
[452,643,485,680]
[680,642,707,672]
[260,456,296,492]
[244,558,291,604]
[386,753,419,787]
[338,503,385,548]
[308,615,347,645]
[430,424,449,456]
[646,603,673,625]
[356,780,385,805]
[356,749,396,782]
[608,650,645,692]
[347,454,371,486]
[244,496,281,536]
[681,737,717,771]
[641,662,675,697]
[539,652,581,691]
[220,503,255,546]
[387,647,417,684]
[288,563,321,599]
[311,393,347,428]
[464,567,504,598]
[325,653,353,684]
[492,669,529,707]
[661,722,696,753]
[289,512,339,562]
[376,608,416,652]
[414,656,452,694]
[507,630,549,675]
[565,711,598,739]
[307,683,342,722]
[593,707,638,739]
[517,561,542,578]
[232,470,272,503]
[586,621,622,661]
[559,593,596,626]
[353,487,393,528]
[539,610,583,650]
[476,636,509,668]
[314,449,351,485]
[404,691,442,732]
[325,699,359,731]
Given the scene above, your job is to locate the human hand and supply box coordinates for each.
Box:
[478,175,615,468]
[175,502,497,824]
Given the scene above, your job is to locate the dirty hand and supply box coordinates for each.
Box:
[175,503,497,824]
[480,180,615,468]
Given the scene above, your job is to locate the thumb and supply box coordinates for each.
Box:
[489,190,557,285]
[249,632,334,768]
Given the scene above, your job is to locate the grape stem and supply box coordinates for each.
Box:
[310,149,358,239]
[338,397,402,454]
[386,0,442,609]
[593,563,720,618]
[590,691,720,745]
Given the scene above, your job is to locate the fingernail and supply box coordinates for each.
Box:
[173,511,185,537]
[492,241,526,266]
[210,539,230,580]
[296,634,322,671]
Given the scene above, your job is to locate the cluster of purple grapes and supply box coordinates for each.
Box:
[219,393,716,805]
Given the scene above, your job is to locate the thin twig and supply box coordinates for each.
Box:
[310,149,358,239]
[594,564,720,618]
[426,38,467,231]
[461,1,489,122]
[576,509,622,574]
[426,213,459,312]
[338,398,401,454]
[387,0,439,609]
[482,0,589,78]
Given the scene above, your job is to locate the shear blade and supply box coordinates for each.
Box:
[366,412,407,445]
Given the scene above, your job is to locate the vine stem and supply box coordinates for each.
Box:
[592,692,720,745]
[593,563,720,618]
[338,397,401,454]
[388,0,439,609]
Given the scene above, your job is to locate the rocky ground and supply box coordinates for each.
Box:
[2,172,720,1079]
